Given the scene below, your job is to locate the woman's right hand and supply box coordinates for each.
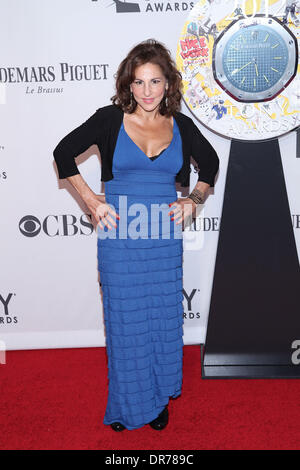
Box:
[85,193,120,231]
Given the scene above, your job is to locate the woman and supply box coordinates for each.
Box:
[53,39,219,432]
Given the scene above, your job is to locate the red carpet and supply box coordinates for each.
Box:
[0,345,300,450]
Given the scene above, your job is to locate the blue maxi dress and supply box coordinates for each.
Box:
[97,118,184,430]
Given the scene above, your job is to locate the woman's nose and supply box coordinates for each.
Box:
[143,83,152,96]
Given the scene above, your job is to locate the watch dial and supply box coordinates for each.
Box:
[223,26,289,94]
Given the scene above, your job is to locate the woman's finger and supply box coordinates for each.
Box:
[106,205,120,220]
[105,213,117,229]
[171,206,183,222]
[169,202,180,216]
[96,203,120,222]
[99,214,115,231]
[172,201,194,224]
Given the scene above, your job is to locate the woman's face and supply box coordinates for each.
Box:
[130,62,168,113]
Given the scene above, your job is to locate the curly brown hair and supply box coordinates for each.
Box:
[111,39,182,117]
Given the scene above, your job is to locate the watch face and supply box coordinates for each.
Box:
[176,0,300,141]
[214,18,297,102]
[223,26,288,92]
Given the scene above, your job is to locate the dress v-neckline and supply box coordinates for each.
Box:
[122,116,174,162]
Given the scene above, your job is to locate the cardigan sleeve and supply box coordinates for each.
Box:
[53,109,100,179]
[191,120,219,187]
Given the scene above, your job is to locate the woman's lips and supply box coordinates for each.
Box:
[143,98,154,103]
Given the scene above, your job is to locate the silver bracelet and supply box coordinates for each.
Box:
[187,189,205,205]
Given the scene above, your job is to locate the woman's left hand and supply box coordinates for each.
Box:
[168,197,197,226]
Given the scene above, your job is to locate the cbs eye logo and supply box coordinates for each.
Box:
[19,215,41,237]
[18,214,94,237]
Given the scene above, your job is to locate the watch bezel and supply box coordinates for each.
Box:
[212,15,298,103]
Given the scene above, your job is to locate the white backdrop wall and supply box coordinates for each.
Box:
[0,0,298,350]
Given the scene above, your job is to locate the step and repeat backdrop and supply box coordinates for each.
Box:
[0,0,299,350]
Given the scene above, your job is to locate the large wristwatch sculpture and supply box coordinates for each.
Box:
[177,0,300,378]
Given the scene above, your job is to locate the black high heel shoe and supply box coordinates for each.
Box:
[149,406,169,430]
[110,422,126,432]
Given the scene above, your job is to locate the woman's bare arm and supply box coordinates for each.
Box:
[65,174,118,230]
[66,173,101,205]
[186,181,210,208]
[169,181,210,225]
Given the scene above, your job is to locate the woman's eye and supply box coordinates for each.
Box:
[133,80,161,85]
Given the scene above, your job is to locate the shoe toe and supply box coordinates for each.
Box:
[111,422,126,432]
[149,406,169,430]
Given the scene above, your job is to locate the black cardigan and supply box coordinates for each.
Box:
[53,104,219,188]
